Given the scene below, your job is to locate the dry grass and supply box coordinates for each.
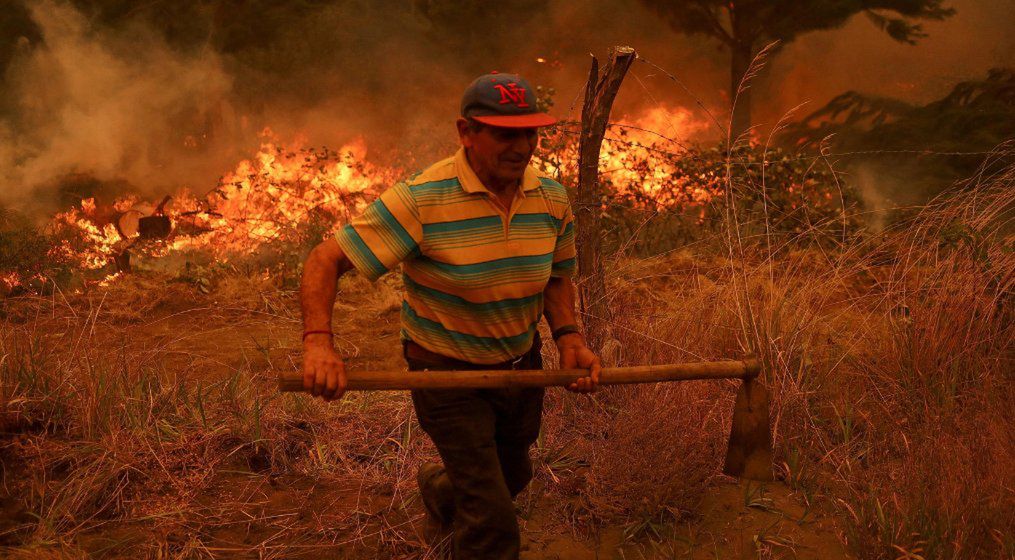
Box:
[550,145,1014,557]
[2,144,1013,558]
[0,274,435,558]
[824,158,1015,558]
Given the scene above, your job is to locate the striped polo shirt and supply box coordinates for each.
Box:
[334,147,577,364]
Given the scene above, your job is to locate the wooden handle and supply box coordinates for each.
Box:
[277,359,760,392]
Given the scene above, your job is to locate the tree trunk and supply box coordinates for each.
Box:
[730,42,753,141]
[576,46,636,353]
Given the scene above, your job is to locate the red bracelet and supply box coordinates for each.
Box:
[302,330,333,341]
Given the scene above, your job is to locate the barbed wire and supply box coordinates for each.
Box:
[548,124,999,169]
[634,55,729,136]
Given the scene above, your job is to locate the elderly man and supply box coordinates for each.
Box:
[300,72,601,559]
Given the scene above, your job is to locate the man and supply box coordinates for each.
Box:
[300,72,601,559]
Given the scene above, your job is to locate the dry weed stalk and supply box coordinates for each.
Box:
[539,52,1013,554]
[1,276,431,557]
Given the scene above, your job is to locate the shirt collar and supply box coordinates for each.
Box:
[454,147,541,195]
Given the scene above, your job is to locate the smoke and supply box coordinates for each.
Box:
[0,0,236,212]
[1,0,1011,216]
[0,0,708,216]
[225,0,719,157]
[757,0,1015,127]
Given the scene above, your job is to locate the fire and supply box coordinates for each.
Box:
[50,198,127,270]
[621,106,710,146]
[18,108,723,291]
[26,131,399,289]
[169,135,400,256]
[537,106,720,206]
[1,272,19,291]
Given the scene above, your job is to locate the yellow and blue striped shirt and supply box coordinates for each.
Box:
[335,147,577,364]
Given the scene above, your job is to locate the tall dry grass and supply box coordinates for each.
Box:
[549,144,1013,557]
[4,168,1010,557]
[824,150,1014,558]
[0,274,437,558]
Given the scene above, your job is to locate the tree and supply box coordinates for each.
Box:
[636,0,955,140]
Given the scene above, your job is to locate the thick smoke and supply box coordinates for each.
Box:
[0,1,235,212]
[0,0,1011,215]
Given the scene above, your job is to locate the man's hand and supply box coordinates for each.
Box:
[303,334,347,401]
[300,239,354,402]
[557,333,601,393]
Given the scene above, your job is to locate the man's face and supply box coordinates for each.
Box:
[458,118,539,185]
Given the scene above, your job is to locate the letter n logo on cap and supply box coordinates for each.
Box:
[493,83,530,108]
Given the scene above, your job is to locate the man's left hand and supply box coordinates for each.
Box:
[557,333,601,393]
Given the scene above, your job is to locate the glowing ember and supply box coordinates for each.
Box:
[1,272,19,291]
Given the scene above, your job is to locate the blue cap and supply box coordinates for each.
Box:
[461,72,556,128]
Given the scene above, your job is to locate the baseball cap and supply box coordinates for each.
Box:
[461,72,557,128]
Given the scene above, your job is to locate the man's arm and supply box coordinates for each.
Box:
[301,237,354,400]
[543,276,601,393]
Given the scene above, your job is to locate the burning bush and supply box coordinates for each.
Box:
[1,135,400,295]
[537,123,864,256]
[0,206,74,296]
[171,140,397,256]
[3,119,868,296]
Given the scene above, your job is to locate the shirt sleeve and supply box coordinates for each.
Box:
[550,198,577,279]
[334,182,422,282]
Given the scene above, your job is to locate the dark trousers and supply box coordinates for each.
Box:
[405,336,545,560]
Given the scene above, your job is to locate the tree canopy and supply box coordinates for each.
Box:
[636,0,955,137]
[638,0,954,47]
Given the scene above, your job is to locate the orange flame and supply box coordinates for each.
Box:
[169,134,400,255]
[537,106,719,206]
[31,108,719,288]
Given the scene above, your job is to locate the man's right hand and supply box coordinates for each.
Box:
[303,335,347,401]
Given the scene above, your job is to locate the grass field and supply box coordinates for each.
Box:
[2,148,1013,558]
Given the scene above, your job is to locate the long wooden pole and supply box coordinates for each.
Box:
[277,359,759,392]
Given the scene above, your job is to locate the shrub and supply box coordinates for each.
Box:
[0,207,73,296]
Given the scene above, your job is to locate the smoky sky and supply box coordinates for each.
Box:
[1,0,1012,212]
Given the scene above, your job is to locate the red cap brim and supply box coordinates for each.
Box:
[472,113,557,128]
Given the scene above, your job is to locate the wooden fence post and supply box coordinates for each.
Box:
[576,46,636,353]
